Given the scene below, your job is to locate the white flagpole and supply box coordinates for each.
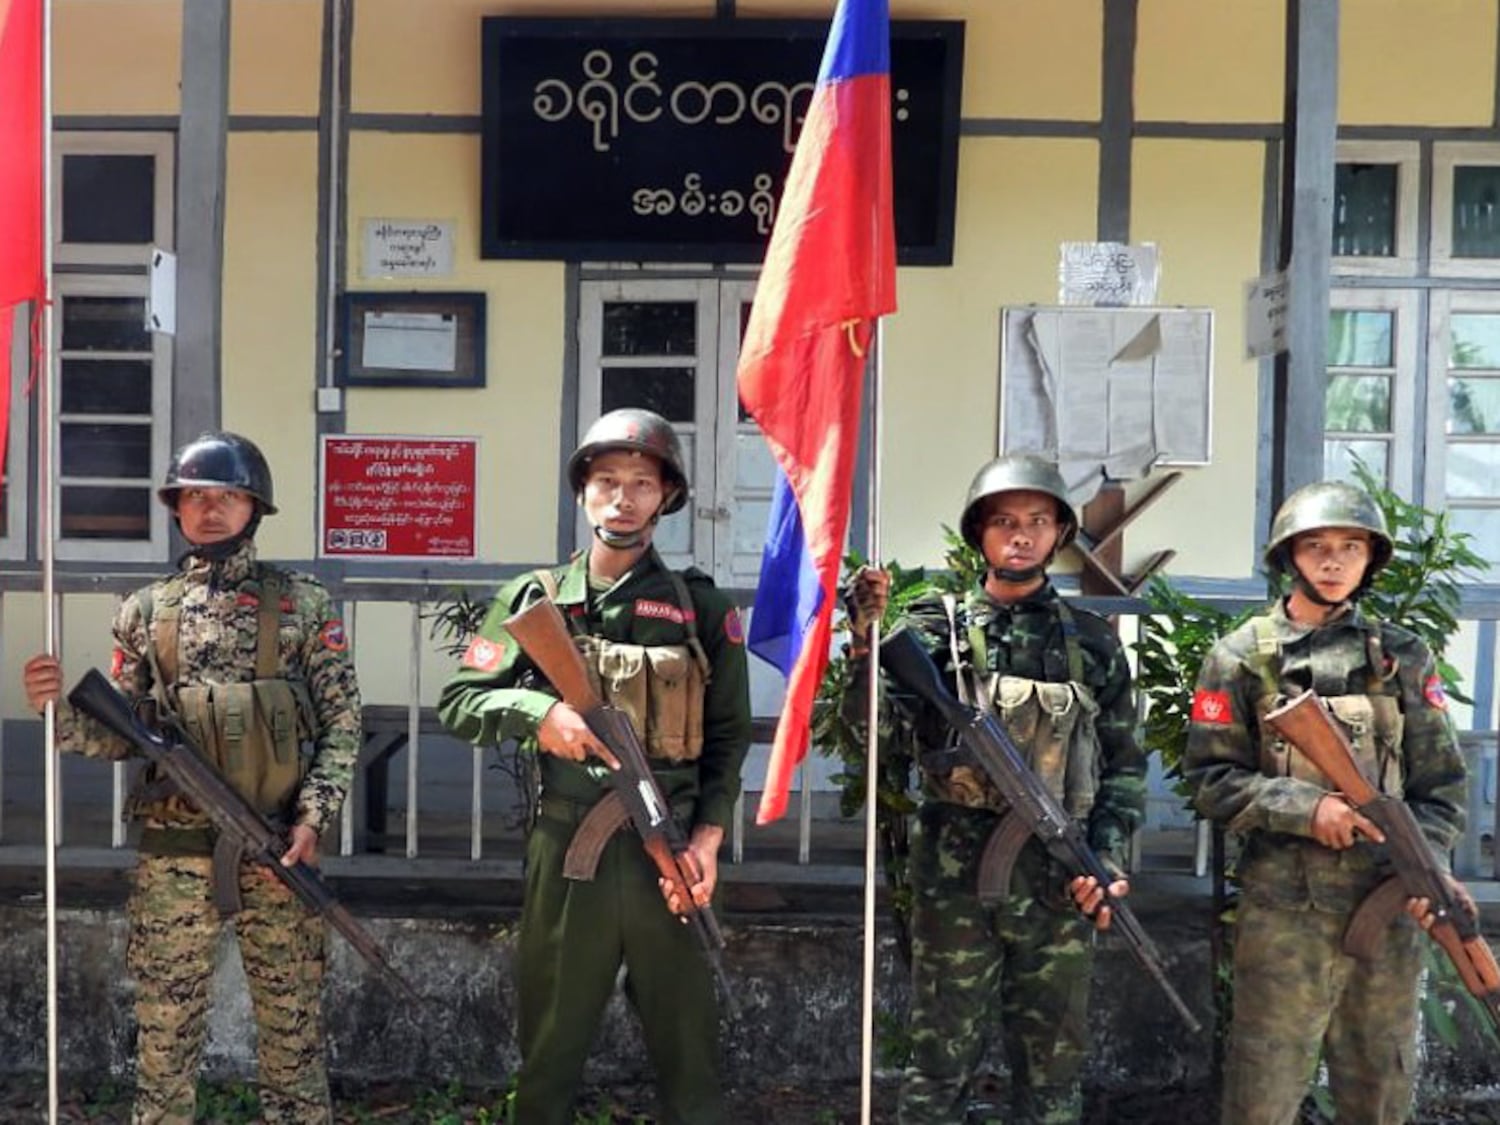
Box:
[859,316,885,1125]
[40,0,60,1117]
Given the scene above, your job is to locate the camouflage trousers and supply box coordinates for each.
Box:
[1223,894,1422,1125]
[899,803,1095,1125]
[127,853,332,1125]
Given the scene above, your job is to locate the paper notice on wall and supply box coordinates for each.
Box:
[362,311,458,372]
[1058,242,1161,307]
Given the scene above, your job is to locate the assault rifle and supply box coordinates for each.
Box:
[67,668,420,1006]
[502,596,737,1016]
[879,626,1202,1032]
[1265,690,1500,1033]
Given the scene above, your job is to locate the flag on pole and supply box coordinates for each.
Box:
[0,0,45,486]
[737,0,897,826]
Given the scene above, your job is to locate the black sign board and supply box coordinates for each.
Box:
[481,18,964,266]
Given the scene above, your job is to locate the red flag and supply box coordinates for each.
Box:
[0,0,46,486]
[737,0,897,825]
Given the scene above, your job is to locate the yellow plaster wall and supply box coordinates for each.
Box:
[1136,0,1283,123]
[1128,138,1268,579]
[1341,0,1496,126]
[221,133,322,561]
[343,132,565,565]
[231,0,323,117]
[880,136,1098,567]
[54,0,182,115]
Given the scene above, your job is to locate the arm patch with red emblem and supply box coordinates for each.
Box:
[723,607,744,645]
[1423,674,1449,711]
[1191,688,1233,725]
[320,621,348,651]
[462,635,506,672]
[110,647,126,680]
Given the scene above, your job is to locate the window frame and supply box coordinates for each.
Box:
[1324,287,1418,497]
[1332,140,1421,278]
[0,305,27,560]
[1431,141,1500,278]
[1425,289,1500,548]
[52,132,175,268]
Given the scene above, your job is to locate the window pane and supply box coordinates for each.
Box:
[61,297,149,353]
[61,154,155,244]
[1445,441,1500,499]
[601,302,696,357]
[601,367,695,421]
[1332,163,1397,257]
[1450,314,1500,368]
[60,485,151,540]
[61,359,153,414]
[1452,166,1500,258]
[734,429,776,490]
[1324,438,1388,486]
[60,422,152,478]
[1325,374,1391,432]
[1448,506,1500,566]
[1449,377,1500,435]
[733,498,771,556]
[1327,311,1392,367]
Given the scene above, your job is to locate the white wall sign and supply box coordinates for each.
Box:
[1244,270,1290,359]
[1058,241,1160,307]
[361,219,455,279]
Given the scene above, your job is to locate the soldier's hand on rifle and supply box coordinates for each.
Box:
[22,653,64,714]
[661,824,723,916]
[846,566,891,655]
[537,701,621,769]
[1069,873,1130,932]
[280,823,320,869]
[1310,792,1385,849]
[1405,874,1479,931]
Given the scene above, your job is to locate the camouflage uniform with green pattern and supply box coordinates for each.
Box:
[53,539,361,1125]
[871,581,1146,1125]
[1185,599,1465,1125]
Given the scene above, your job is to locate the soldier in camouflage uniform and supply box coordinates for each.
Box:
[848,455,1147,1125]
[22,432,361,1125]
[439,408,751,1125]
[1184,480,1467,1125]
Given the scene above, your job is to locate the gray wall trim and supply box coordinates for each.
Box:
[960,119,1098,139]
[1097,0,1137,242]
[175,0,231,448]
[556,261,583,562]
[347,113,483,133]
[54,115,180,131]
[1136,122,1281,140]
[227,115,319,132]
[1256,138,1282,564]
[1270,0,1340,512]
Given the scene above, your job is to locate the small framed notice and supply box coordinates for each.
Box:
[338,291,486,388]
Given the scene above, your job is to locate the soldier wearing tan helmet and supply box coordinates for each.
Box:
[1185,480,1467,1125]
[22,431,361,1123]
[847,453,1146,1125]
[440,408,750,1124]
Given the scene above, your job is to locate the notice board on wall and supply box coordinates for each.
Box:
[319,436,478,561]
[999,306,1213,500]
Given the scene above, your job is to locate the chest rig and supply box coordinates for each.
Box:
[1246,614,1404,798]
[133,565,314,827]
[535,567,711,763]
[924,593,1102,817]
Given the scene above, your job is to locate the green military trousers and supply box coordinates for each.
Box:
[515,803,725,1125]
[1224,895,1422,1125]
[899,803,1094,1125]
[127,853,331,1125]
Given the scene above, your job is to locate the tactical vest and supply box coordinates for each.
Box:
[536,568,710,763]
[1246,614,1405,798]
[132,566,315,826]
[925,594,1103,817]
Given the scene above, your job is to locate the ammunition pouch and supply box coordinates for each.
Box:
[578,637,705,763]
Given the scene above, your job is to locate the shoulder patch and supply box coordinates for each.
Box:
[635,599,695,625]
[724,607,745,645]
[1191,688,1233,726]
[319,621,349,652]
[1423,674,1448,711]
[110,647,125,680]
[462,635,505,673]
[236,592,259,608]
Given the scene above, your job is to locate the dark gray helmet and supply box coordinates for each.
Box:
[158,431,277,514]
[567,409,688,515]
[1264,480,1392,578]
[959,455,1079,551]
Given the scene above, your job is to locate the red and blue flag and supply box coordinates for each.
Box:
[737,0,896,825]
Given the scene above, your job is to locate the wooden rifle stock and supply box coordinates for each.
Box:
[502,596,737,1015]
[1264,690,1500,1033]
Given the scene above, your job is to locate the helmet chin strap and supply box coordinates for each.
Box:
[1291,567,1355,608]
[174,510,262,566]
[990,563,1047,584]
[586,487,677,552]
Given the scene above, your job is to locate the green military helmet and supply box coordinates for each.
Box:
[567,408,689,515]
[1264,480,1393,578]
[959,454,1079,551]
[157,431,277,514]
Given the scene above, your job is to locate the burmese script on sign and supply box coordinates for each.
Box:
[320,436,478,561]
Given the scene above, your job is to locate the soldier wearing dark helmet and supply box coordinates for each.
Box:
[846,454,1146,1125]
[439,407,751,1125]
[1185,480,1466,1125]
[22,431,361,1125]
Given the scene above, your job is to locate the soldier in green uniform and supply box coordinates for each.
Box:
[847,454,1147,1125]
[1184,480,1467,1125]
[438,408,751,1125]
[22,432,361,1125]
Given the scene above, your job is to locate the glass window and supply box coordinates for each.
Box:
[60,154,154,245]
[1325,438,1389,485]
[1326,375,1391,432]
[1448,377,1500,435]
[1448,506,1500,567]
[1445,441,1500,499]
[1333,163,1398,257]
[601,367,696,421]
[1451,166,1500,258]
[601,301,696,357]
[1450,313,1500,368]
[1328,310,1393,367]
